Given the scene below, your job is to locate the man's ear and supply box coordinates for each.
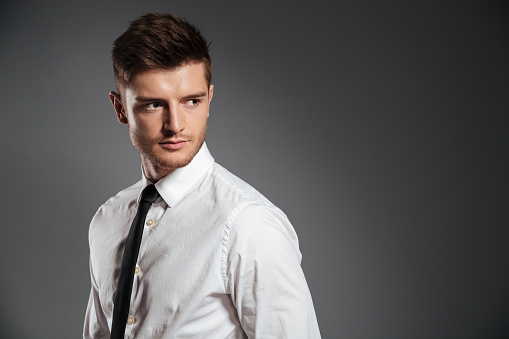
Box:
[109,91,128,124]
[207,85,214,118]
[208,84,214,103]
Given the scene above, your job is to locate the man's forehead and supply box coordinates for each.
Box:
[123,63,209,99]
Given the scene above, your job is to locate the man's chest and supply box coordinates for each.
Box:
[89,202,229,316]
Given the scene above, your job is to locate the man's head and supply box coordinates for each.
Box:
[112,13,212,95]
[110,13,213,182]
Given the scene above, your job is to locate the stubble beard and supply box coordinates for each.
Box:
[130,124,207,172]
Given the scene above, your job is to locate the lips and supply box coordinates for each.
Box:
[159,139,188,150]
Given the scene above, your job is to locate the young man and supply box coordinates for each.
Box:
[84,13,321,338]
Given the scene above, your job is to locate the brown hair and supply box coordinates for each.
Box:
[112,13,211,93]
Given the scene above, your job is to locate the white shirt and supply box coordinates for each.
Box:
[84,143,321,338]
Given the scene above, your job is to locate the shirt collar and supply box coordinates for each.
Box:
[139,142,215,207]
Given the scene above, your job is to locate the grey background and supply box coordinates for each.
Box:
[1,1,508,338]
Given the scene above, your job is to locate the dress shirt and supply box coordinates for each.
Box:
[84,143,321,339]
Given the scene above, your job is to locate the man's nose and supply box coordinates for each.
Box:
[163,104,184,133]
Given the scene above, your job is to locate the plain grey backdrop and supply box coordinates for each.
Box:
[1,1,508,338]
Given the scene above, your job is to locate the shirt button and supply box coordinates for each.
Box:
[146,218,154,226]
[127,316,135,325]
[135,267,141,275]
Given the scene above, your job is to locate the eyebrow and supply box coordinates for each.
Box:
[135,92,208,102]
[181,91,208,100]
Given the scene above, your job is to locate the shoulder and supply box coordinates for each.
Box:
[232,203,296,239]
[227,203,300,258]
[101,180,143,209]
[207,163,282,212]
[89,180,143,233]
[207,163,297,249]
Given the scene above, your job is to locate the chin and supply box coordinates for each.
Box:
[138,137,205,171]
[153,151,196,170]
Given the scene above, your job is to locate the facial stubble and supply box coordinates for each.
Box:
[129,122,207,172]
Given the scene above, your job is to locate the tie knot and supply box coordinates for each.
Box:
[140,184,159,204]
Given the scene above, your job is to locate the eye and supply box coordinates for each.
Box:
[185,99,200,107]
[147,102,162,109]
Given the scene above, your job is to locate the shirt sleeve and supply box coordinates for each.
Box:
[225,203,321,338]
[83,257,110,339]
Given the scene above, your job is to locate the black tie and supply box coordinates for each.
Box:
[111,184,159,338]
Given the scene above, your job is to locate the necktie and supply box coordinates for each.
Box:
[110,184,159,338]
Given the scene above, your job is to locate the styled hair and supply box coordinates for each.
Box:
[112,13,211,93]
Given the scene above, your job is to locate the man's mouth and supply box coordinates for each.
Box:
[159,139,188,150]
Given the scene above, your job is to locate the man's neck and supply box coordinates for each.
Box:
[141,161,175,183]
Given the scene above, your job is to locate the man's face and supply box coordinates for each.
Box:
[110,62,213,181]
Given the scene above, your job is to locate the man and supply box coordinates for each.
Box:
[84,13,321,338]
